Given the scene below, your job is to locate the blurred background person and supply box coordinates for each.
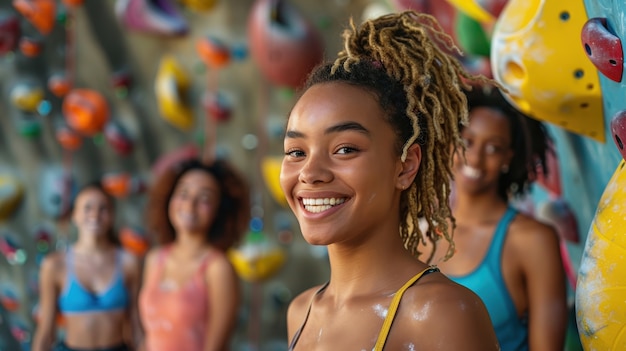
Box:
[429,87,568,350]
[32,182,142,351]
[139,158,250,351]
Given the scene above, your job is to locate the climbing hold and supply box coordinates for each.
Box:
[10,80,44,113]
[0,173,24,220]
[610,110,626,161]
[202,91,232,122]
[63,89,110,136]
[55,124,83,151]
[180,0,218,12]
[119,226,149,256]
[12,0,56,35]
[18,36,43,57]
[196,36,231,69]
[491,0,605,141]
[47,72,72,97]
[247,0,324,88]
[114,0,188,37]
[261,156,287,207]
[581,17,623,82]
[576,160,626,350]
[101,172,145,198]
[0,11,20,55]
[104,120,134,155]
[155,55,194,130]
[39,166,75,219]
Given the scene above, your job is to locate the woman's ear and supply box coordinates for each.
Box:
[397,144,421,190]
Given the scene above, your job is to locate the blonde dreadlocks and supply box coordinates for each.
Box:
[302,11,488,262]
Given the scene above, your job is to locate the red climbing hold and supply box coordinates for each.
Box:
[581,17,624,82]
[610,110,626,161]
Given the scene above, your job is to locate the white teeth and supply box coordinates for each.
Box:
[302,198,346,212]
[305,205,333,213]
[462,166,481,179]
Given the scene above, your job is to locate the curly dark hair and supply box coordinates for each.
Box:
[464,86,551,201]
[145,158,250,251]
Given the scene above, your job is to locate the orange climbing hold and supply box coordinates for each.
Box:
[55,125,83,151]
[48,73,72,97]
[63,89,109,136]
[12,0,56,35]
[196,36,231,69]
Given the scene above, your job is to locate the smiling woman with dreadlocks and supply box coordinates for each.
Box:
[281,11,499,351]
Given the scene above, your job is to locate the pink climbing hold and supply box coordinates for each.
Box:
[247,0,324,88]
[114,0,188,37]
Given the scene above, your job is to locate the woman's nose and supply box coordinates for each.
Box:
[298,152,333,184]
[179,197,197,209]
[463,145,484,166]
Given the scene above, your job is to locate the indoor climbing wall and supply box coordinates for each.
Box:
[0,0,371,349]
[575,0,626,350]
[0,0,618,350]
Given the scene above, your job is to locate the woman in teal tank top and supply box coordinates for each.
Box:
[429,88,568,350]
[282,11,499,351]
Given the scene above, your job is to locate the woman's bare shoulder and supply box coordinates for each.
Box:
[404,272,488,315]
[508,212,560,251]
[510,212,558,237]
[141,246,168,273]
[40,251,65,270]
[395,273,500,350]
[288,285,324,316]
[287,284,327,338]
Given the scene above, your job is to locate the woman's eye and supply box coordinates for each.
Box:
[285,149,305,158]
[485,144,503,154]
[336,146,358,154]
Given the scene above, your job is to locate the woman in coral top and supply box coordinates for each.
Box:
[139,159,249,351]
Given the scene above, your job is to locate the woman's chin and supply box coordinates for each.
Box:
[173,227,207,238]
[78,230,109,240]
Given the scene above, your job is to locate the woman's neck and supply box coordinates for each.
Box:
[171,231,210,256]
[453,190,508,223]
[73,235,113,252]
[324,231,423,304]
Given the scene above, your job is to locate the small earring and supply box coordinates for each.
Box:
[501,165,509,173]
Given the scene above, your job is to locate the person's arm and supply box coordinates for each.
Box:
[134,248,160,351]
[203,253,240,351]
[519,221,568,350]
[31,253,61,351]
[123,251,144,351]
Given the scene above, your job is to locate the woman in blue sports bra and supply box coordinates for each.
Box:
[32,182,142,351]
[281,11,499,351]
[429,87,568,350]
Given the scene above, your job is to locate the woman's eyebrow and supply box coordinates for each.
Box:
[325,121,370,136]
[285,121,370,139]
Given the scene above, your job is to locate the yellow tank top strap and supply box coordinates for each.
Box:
[373,265,439,351]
